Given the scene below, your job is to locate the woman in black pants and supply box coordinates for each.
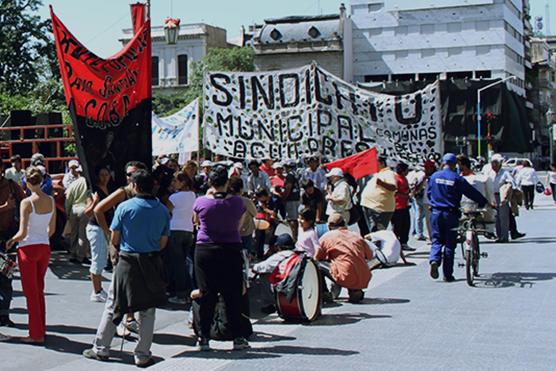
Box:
[192,166,250,351]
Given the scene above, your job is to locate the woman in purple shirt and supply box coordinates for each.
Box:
[192,166,250,351]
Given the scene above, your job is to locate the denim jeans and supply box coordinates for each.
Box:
[86,224,108,275]
[411,197,426,237]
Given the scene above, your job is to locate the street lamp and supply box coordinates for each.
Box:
[164,17,181,44]
[547,108,554,164]
[477,75,517,158]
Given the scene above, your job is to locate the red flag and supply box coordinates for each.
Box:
[131,3,146,34]
[325,148,378,180]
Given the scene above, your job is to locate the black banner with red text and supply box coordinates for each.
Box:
[50,4,152,186]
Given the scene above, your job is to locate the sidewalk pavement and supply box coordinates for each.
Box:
[2,194,556,370]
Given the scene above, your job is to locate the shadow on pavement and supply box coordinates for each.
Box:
[46,324,97,335]
[306,312,391,326]
[44,334,90,355]
[153,333,197,346]
[173,344,358,360]
[250,331,296,342]
[360,297,410,305]
[45,334,164,367]
[12,290,58,298]
[513,237,556,244]
[9,307,28,314]
[474,272,556,289]
[48,252,92,281]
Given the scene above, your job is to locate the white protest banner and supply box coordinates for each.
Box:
[203,64,442,164]
[152,98,199,158]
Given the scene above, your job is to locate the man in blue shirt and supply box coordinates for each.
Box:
[427,153,488,282]
[84,169,170,367]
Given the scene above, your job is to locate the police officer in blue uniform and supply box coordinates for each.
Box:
[427,153,488,282]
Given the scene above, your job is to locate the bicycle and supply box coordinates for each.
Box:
[456,209,489,287]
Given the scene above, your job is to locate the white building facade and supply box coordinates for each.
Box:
[349,0,527,96]
[120,24,228,93]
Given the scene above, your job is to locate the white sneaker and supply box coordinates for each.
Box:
[99,290,108,300]
[90,291,107,303]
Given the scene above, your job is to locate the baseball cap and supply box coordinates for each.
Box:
[491,154,504,163]
[272,162,284,169]
[442,153,457,164]
[233,162,243,169]
[200,160,213,168]
[68,160,80,169]
[284,159,296,168]
[326,167,344,178]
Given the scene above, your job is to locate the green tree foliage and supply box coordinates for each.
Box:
[0,0,58,95]
[152,47,255,116]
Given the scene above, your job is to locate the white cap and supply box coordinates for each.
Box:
[284,159,296,167]
[272,162,284,169]
[326,167,344,178]
[201,160,213,168]
[491,154,504,163]
[37,165,47,175]
[68,160,80,168]
[233,162,243,169]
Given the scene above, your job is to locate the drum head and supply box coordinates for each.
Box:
[254,219,270,230]
[299,259,321,321]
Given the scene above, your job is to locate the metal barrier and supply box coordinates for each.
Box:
[0,124,78,171]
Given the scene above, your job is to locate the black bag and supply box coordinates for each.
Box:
[191,294,253,341]
[535,182,545,194]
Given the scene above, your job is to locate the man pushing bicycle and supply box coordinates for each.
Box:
[427,154,488,282]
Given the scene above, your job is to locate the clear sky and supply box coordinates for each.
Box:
[39,0,555,57]
[40,0,341,57]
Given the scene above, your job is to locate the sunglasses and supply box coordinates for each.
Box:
[126,172,134,177]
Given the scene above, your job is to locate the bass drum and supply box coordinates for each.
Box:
[275,258,322,322]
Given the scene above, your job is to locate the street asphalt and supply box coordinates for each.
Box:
[1,192,556,371]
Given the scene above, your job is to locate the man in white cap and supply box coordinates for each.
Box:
[65,164,90,264]
[325,168,352,225]
[63,159,82,189]
[487,154,515,243]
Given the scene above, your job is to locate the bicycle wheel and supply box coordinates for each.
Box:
[472,234,480,277]
[465,247,474,286]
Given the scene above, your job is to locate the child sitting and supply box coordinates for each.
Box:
[295,208,320,257]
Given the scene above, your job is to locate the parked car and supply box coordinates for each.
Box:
[503,157,532,169]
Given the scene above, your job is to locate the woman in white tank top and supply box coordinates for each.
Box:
[7,167,56,344]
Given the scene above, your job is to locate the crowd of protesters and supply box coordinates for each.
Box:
[0,150,548,365]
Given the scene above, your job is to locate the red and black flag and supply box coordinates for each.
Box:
[50,3,152,186]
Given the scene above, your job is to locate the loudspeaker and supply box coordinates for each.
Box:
[36,112,64,137]
[8,110,36,140]
[8,110,34,126]
[11,143,33,159]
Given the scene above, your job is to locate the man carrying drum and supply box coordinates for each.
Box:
[316,213,373,303]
